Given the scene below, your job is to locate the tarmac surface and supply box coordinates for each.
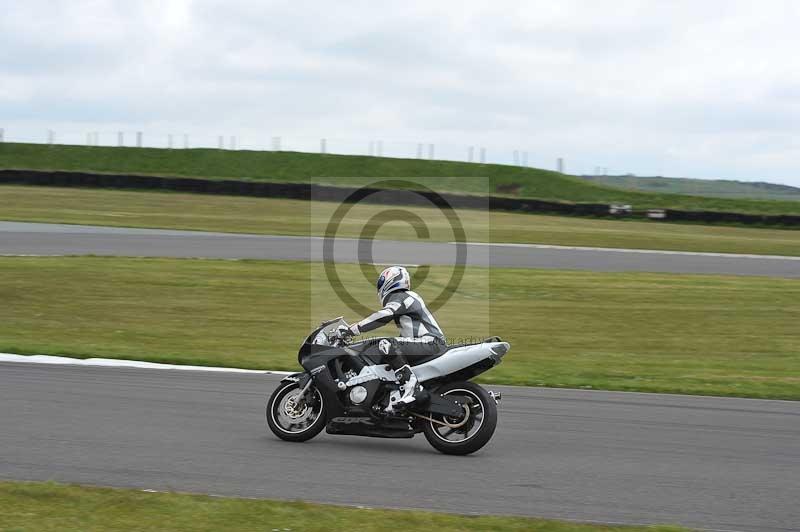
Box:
[2,362,798,532]
[1,221,799,277]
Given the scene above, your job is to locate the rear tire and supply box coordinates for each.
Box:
[423,381,497,455]
[266,381,326,442]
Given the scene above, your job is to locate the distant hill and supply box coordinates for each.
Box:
[583,174,800,201]
[2,142,800,215]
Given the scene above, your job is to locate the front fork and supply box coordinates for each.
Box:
[295,376,314,406]
[282,373,314,408]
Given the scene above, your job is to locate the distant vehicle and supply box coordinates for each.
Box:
[609,204,633,215]
[266,317,508,455]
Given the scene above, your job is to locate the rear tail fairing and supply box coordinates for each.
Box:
[413,341,509,383]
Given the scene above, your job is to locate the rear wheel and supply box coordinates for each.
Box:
[422,381,497,455]
[266,381,326,442]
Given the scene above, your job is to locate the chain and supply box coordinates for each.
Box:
[410,407,470,429]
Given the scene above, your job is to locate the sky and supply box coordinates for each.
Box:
[1,0,798,185]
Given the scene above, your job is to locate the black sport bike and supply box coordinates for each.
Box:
[266,317,509,455]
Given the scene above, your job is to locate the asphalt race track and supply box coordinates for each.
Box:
[2,362,798,532]
[1,221,799,277]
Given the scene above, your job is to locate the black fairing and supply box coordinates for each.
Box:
[297,335,390,420]
[297,344,347,419]
[327,416,415,438]
[293,326,490,438]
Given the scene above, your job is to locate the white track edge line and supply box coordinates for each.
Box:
[458,242,800,260]
[0,353,293,375]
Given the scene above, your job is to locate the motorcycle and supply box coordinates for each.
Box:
[266,317,509,455]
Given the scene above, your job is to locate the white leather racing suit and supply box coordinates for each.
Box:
[349,289,445,368]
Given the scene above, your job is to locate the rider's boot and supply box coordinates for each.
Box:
[394,364,422,407]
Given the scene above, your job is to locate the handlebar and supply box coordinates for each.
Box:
[328,324,352,347]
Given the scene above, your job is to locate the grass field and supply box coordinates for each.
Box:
[0,481,689,532]
[2,141,799,215]
[3,185,800,256]
[2,256,798,399]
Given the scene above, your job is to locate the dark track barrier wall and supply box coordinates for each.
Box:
[2,169,800,227]
[662,209,800,226]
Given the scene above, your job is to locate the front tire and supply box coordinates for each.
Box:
[266,381,326,442]
[423,381,498,455]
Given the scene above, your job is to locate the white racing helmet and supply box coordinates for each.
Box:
[376,266,411,305]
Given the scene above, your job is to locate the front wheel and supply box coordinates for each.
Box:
[266,381,326,442]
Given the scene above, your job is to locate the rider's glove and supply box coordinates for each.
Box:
[337,324,356,340]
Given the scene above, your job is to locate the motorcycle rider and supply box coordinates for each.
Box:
[341,266,445,409]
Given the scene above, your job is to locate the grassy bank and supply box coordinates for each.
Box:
[0,481,689,532]
[2,142,799,214]
[3,185,800,255]
[2,256,798,399]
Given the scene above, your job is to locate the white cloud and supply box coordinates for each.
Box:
[1,0,798,184]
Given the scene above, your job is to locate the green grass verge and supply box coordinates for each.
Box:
[3,185,800,256]
[2,141,799,214]
[0,481,690,532]
[2,256,798,399]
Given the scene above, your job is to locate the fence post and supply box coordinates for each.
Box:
[47,130,55,145]
[376,140,383,157]
[0,128,4,143]
[513,150,519,166]
[117,131,123,147]
[272,136,281,151]
[428,143,434,160]
[136,131,143,148]
[468,146,474,162]
[480,147,486,163]
[557,157,564,173]
[416,143,423,159]
[320,138,327,154]
[522,151,528,167]
[218,136,224,149]
[229,136,236,150]
[183,134,189,149]
[168,134,173,149]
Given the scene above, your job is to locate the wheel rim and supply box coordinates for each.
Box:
[430,389,485,443]
[271,385,324,434]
